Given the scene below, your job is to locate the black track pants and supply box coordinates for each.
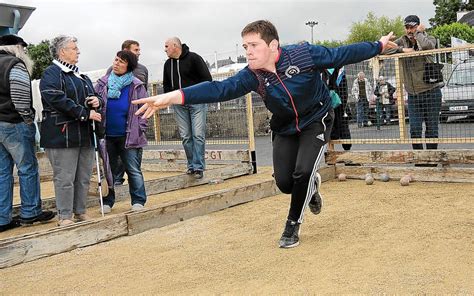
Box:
[272,110,334,223]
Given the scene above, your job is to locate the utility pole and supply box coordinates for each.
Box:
[236,43,239,62]
[305,20,318,44]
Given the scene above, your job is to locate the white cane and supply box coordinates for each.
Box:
[91,120,105,217]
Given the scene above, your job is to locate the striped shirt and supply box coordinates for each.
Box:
[9,63,34,123]
[57,59,79,73]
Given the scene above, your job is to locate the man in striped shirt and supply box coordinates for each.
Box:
[0,35,55,232]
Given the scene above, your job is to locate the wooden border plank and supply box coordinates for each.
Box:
[143,149,250,162]
[17,163,253,215]
[330,138,474,145]
[336,165,474,183]
[0,216,128,269]
[326,150,474,165]
[319,166,336,182]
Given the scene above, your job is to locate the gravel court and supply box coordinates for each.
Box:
[1,178,472,294]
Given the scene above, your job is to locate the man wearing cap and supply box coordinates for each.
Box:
[384,15,443,150]
[0,35,56,232]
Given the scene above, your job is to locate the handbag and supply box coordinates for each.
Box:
[329,90,342,108]
[423,62,444,84]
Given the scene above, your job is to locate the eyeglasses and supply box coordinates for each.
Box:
[405,25,416,29]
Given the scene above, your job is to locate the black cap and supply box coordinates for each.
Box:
[404,15,420,27]
[0,35,28,47]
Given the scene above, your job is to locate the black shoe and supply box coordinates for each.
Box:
[114,178,125,186]
[186,169,194,175]
[0,220,21,232]
[308,172,323,215]
[414,163,438,167]
[20,210,56,225]
[279,220,301,248]
[194,170,204,179]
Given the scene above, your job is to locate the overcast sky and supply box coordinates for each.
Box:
[6,0,436,81]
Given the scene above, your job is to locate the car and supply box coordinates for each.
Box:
[440,59,474,122]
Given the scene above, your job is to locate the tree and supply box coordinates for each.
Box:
[315,40,346,48]
[431,22,474,46]
[347,12,405,44]
[429,0,474,28]
[27,40,52,80]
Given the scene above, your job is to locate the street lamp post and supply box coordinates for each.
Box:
[305,20,318,44]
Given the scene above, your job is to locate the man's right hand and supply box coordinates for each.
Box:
[133,90,183,119]
[379,32,398,52]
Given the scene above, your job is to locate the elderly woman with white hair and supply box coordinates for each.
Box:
[39,35,103,226]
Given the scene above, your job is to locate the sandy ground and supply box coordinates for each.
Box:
[1,175,472,294]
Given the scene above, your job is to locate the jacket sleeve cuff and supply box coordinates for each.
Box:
[377,41,383,53]
[179,89,185,105]
[80,108,90,122]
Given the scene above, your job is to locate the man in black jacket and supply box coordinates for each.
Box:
[163,37,212,179]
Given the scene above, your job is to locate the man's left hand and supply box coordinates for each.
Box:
[416,24,426,33]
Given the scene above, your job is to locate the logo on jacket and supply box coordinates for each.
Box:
[316,133,325,142]
[285,65,300,78]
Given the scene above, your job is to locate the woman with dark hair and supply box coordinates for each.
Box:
[95,50,148,213]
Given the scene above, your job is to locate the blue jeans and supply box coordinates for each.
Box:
[105,136,146,207]
[407,88,442,149]
[356,99,368,126]
[0,121,42,225]
[173,104,207,171]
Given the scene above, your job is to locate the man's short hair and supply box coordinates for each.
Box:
[121,40,139,50]
[241,20,279,45]
[116,50,138,72]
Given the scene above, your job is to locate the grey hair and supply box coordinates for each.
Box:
[50,35,77,59]
[0,44,34,74]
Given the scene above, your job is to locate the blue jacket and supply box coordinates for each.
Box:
[40,60,103,148]
[182,41,382,135]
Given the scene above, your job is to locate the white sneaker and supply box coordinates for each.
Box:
[101,205,112,214]
[131,204,144,211]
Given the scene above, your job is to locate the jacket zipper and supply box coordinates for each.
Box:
[275,73,301,132]
[171,61,174,89]
[177,60,182,88]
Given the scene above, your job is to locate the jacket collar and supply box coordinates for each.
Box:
[53,59,82,75]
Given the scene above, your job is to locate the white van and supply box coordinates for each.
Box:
[440,58,474,122]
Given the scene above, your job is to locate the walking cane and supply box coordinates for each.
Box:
[91,116,105,217]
